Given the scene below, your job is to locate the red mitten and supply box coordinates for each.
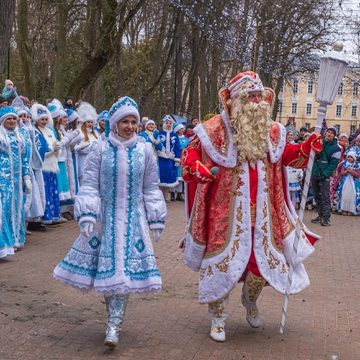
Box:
[301,133,322,156]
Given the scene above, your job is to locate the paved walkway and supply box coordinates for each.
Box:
[0,202,359,360]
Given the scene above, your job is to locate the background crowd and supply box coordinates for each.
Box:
[1,77,359,260]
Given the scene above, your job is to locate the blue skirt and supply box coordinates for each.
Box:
[42,171,61,221]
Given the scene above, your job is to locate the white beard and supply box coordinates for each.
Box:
[230,97,273,166]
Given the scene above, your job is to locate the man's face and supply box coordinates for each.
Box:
[0,101,8,108]
[355,139,360,147]
[347,155,355,163]
[325,130,335,142]
[66,99,73,105]
[191,118,200,126]
[247,91,262,104]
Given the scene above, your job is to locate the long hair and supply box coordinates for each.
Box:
[81,122,98,142]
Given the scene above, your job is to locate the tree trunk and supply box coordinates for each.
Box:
[0,0,15,75]
[53,1,68,99]
[68,0,145,99]
[17,0,35,98]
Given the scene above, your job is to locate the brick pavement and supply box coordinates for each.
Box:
[0,202,359,360]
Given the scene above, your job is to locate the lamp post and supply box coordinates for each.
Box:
[279,42,349,335]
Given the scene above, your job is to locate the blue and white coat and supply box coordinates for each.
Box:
[0,128,29,257]
[157,130,181,187]
[54,132,167,294]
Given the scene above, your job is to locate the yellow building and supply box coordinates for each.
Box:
[277,68,360,135]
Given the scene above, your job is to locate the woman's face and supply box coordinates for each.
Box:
[37,116,49,128]
[164,121,173,131]
[3,116,18,130]
[61,116,68,125]
[347,155,355,163]
[146,123,156,132]
[85,120,94,129]
[18,113,27,123]
[355,139,360,147]
[286,132,295,143]
[177,128,185,136]
[117,115,137,140]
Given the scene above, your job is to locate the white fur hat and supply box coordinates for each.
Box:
[347,151,357,160]
[77,102,98,124]
[144,119,155,129]
[31,103,53,127]
[173,123,185,133]
[108,96,140,130]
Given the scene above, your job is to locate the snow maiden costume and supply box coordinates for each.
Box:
[335,151,360,215]
[73,102,98,185]
[0,106,31,258]
[157,114,181,202]
[139,119,163,151]
[32,104,61,223]
[181,71,321,342]
[54,96,167,349]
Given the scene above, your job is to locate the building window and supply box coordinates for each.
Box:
[351,105,357,117]
[337,82,343,95]
[291,102,297,114]
[305,123,310,129]
[277,100,283,114]
[353,82,359,96]
[306,103,312,115]
[293,79,299,94]
[307,79,313,94]
[350,125,356,134]
[336,104,342,117]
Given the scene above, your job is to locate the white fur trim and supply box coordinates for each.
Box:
[197,162,252,303]
[184,232,206,271]
[253,160,311,295]
[159,180,179,188]
[194,111,237,168]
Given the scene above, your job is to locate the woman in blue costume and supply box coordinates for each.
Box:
[0,106,31,258]
[54,97,167,349]
[335,151,360,215]
[32,104,61,224]
[139,119,163,151]
[157,114,182,202]
[171,123,189,201]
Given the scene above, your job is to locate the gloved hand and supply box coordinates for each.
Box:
[53,141,62,151]
[151,229,162,242]
[23,175,32,194]
[61,129,80,146]
[193,160,216,183]
[74,141,90,151]
[300,133,322,157]
[174,161,180,167]
[80,221,94,238]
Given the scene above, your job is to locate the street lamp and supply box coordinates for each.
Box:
[279,42,349,334]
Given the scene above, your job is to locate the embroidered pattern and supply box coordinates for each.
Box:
[88,236,100,249]
[124,146,160,280]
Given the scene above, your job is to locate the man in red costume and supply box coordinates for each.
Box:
[181,71,322,342]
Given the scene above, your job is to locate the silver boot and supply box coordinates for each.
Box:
[208,296,228,342]
[104,293,129,349]
[241,271,266,328]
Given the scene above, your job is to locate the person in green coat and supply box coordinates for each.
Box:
[311,127,341,226]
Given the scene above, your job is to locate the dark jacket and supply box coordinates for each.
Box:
[312,137,341,179]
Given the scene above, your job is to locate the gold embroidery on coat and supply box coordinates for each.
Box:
[231,239,240,260]
[215,256,230,273]
[268,251,280,269]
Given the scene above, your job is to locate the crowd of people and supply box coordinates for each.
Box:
[0,70,358,349]
[284,124,360,226]
[0,78,200,259]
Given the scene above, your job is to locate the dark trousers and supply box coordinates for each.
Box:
[311,176,331,220]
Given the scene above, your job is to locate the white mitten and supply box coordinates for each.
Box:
[61,129,80,146]
[79,221,94,238]
[23,175,32,194]
[74,141,90,151]
[53,141,62,151]
[151,229,162,242]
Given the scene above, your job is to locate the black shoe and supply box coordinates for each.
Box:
[171,193,176,201]
[27,222,47,232]
[176,194,184,201]
[321,219,331,226]
[311,216,322,224]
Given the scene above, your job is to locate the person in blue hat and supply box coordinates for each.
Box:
[54,96,167,350]
[0,106,31,258]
